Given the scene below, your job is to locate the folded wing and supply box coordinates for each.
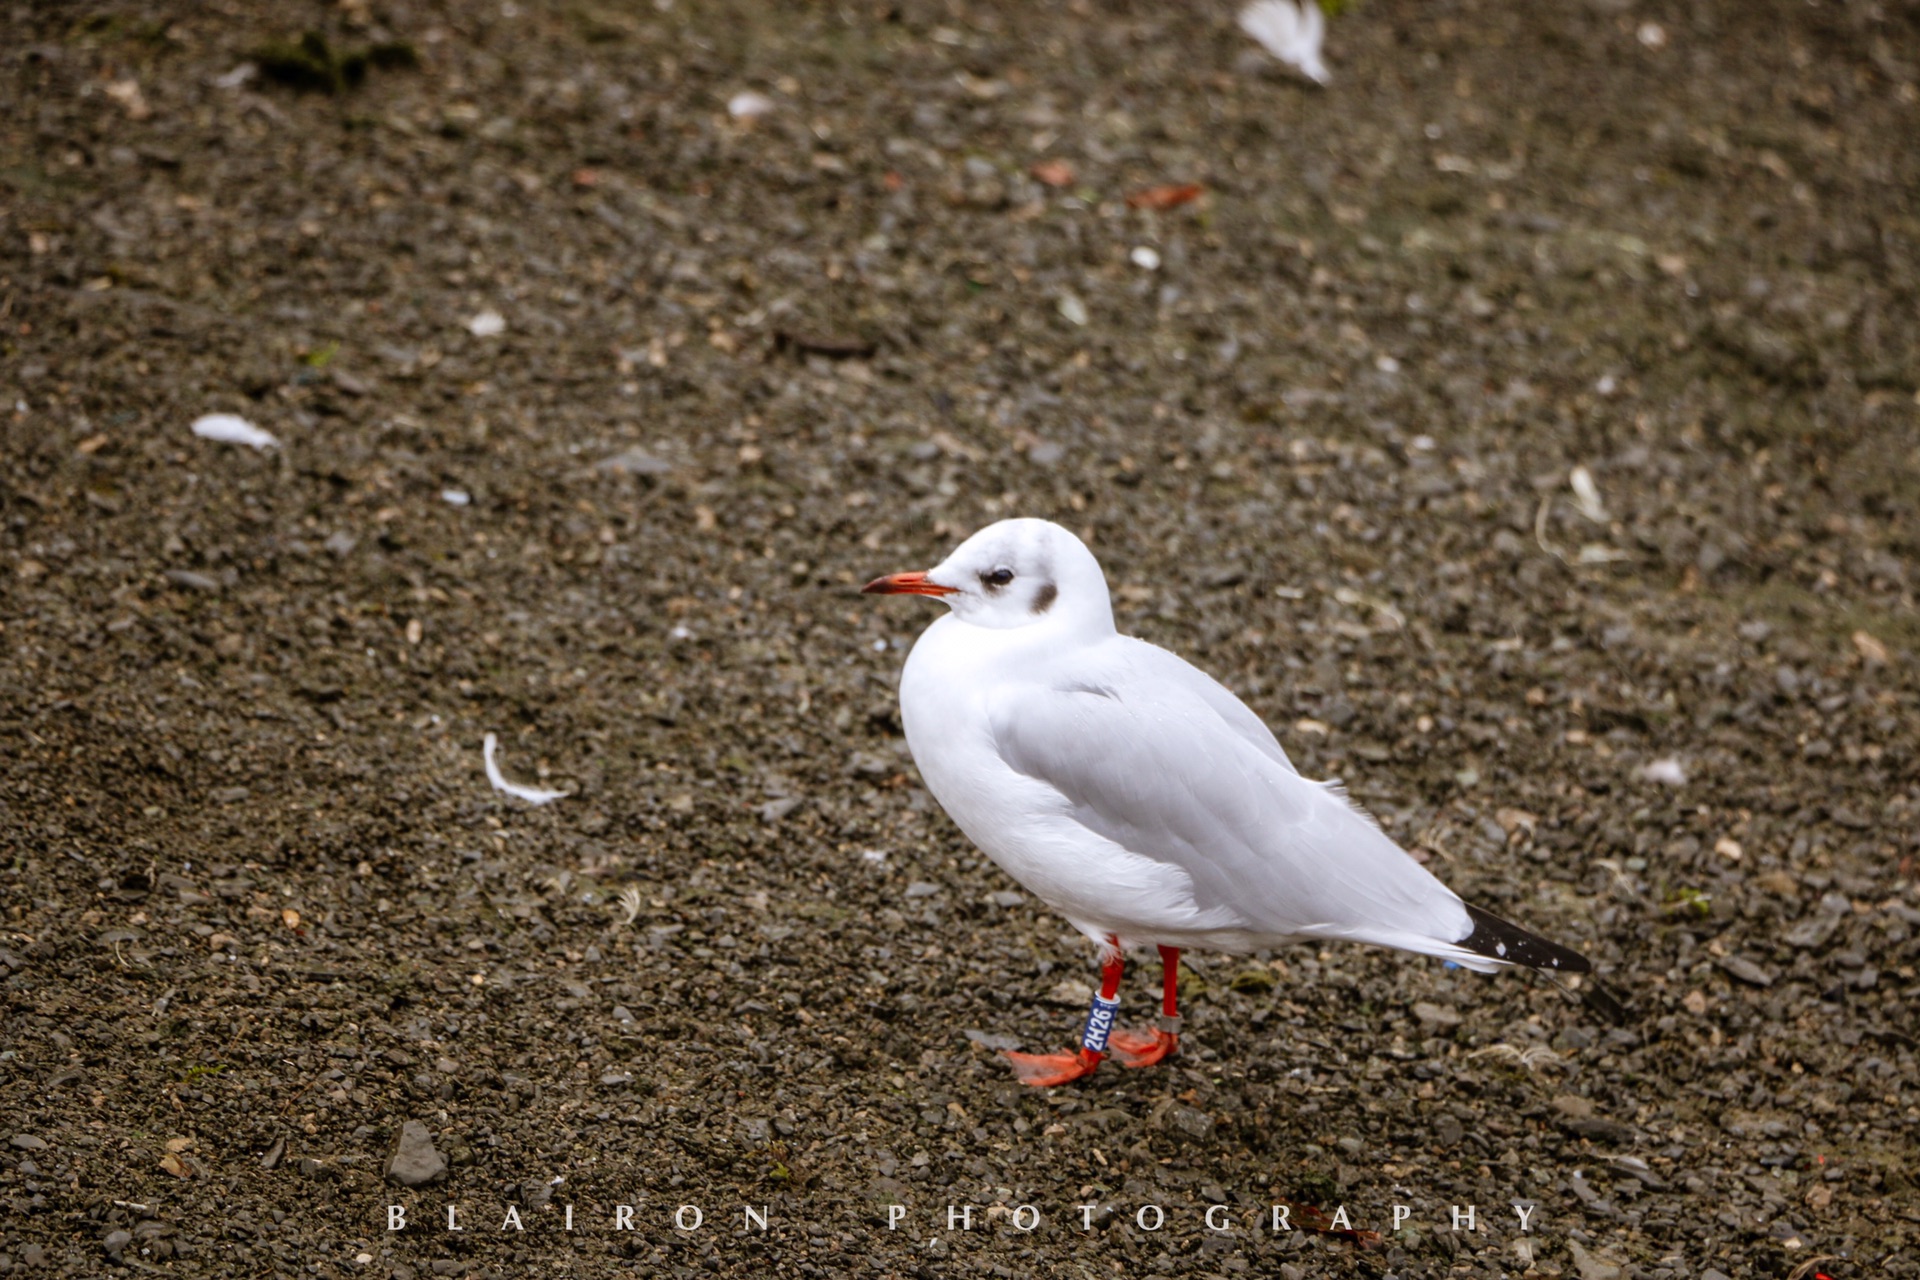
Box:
[987,645,1496,968]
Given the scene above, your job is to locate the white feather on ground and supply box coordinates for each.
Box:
[1238,0,1331,85]
[483,732,570,805]
[727,91,775,119]
[1640,757,1688,786]
[190,413,279,449]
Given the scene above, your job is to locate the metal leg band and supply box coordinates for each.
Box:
[1157,1014,1183,1035]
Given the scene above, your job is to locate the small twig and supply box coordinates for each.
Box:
[278,1076,320,1116]
[1533,494,1568,563]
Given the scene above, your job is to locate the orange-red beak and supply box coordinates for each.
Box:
[861,571,958,598]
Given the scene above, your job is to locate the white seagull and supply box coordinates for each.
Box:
[865,518,1590,1086]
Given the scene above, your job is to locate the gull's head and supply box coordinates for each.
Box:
[862,517,1114,634]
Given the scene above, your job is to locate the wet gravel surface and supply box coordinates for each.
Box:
[3,0,1918,1276]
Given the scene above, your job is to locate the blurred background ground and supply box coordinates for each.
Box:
[1,0,1917,1276]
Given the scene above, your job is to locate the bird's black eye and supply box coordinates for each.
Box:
[982,566,1015,588]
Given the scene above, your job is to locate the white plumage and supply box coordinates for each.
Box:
[1238,0,1331,86]
[871,519,1583,975]
[879,514,1497,967]
[865,519,1591,1082]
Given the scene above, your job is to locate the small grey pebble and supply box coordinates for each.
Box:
[757,797,801,823]
[972,1031,1022,1051]
[163,568,221,592]
[1553,1026,1595,1050]
[385,1120,447,1187]
[1719,955,1774,987]
[595,447,673,477]
[1171,1105,1214,1139]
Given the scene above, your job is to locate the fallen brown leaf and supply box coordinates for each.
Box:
[1029,160,1075,188]
[1126,183,1203,211]
[1274,1199,1382,1247]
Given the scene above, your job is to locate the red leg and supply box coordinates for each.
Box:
[1110,945,1181,1068]
[1004,941,1123,1086]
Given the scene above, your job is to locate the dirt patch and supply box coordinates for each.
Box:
[2,1,1916,1276]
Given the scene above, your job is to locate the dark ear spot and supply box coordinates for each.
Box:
[1031,582,1058,615]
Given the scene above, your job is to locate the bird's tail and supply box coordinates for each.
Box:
[1455,902,1591,974]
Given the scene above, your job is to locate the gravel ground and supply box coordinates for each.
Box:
[2,1,1918,1277]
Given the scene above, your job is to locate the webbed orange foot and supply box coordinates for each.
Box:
[1003,1047,1104,1086]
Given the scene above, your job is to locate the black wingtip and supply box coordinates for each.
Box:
[1459,903,1592,975]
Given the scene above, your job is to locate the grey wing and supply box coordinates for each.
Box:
[985,664,1478,957]
[1117,638,1297,774]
